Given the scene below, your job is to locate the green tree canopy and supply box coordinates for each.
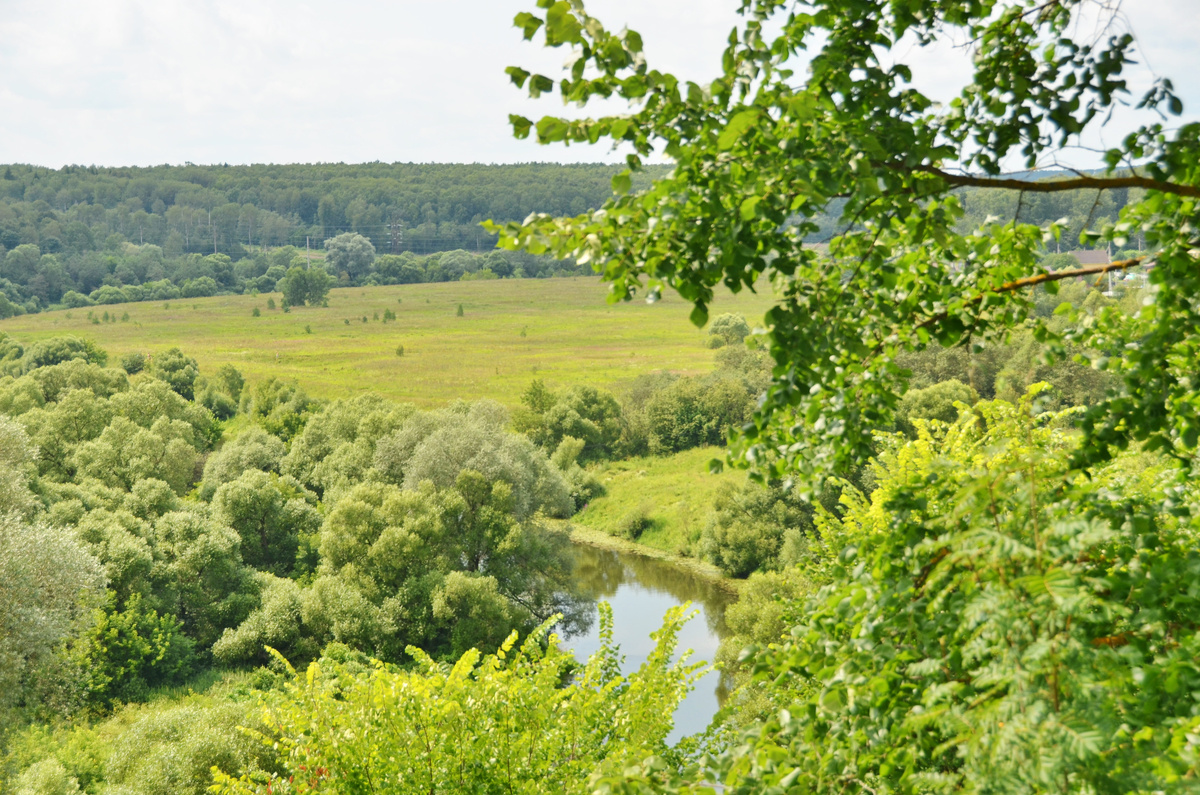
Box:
[492,0,1200,490]
[322,232,376,280]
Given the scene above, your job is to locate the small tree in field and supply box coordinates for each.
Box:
[276,266,333,307]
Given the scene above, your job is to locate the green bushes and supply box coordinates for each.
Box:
[698,481,814,578]
[211,607,700,795]
[659,393,1200,793]
[895,377,978,436]
[78,594,195,708]
[705,312,750,348]
[614,502,654,540]
[119,352,146,375]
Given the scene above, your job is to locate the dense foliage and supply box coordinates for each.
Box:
[490,0,1200,791]
[0,333,601,726]
[212,607,701,795]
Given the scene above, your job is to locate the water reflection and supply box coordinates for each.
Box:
[564,543,737,742]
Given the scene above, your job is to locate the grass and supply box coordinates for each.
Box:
[0,277,775,407]
[572,446,747,557]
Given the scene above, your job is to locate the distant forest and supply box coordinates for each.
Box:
[0,161,1141,317]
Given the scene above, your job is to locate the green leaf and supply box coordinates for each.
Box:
[513,12,543,40]
[612,171,632,194]
[739,195,762,221]
[504,66,530,89]
[529,74,555,98]
[718,110,758,151]
[690,304,709,327]
[509,115,533,139]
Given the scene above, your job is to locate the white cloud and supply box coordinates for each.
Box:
[0,0,1194,167]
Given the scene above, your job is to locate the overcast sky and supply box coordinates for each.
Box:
[0,0,1195,168]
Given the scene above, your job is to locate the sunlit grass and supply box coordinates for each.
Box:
[573,446,746,556]
[0,277,775,407]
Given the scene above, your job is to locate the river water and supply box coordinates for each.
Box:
[564,543,737,743]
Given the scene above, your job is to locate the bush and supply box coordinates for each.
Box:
[89,285,128,305]
[895,377,978,436]
[200,387,237,420]
[706,312,750,346]
[103,702,279,795]
[60,291,94,309]
[21,336,108,372]
[699,481,814,577]
[614,502,653,540]
[644,376,752,454]
[120,352,146,375]
[690,393,1200,793]
[211,610,698,795]
[78,594,195,707]
[150,348,199,400]
[12,758,82,795]
[180,277,218,298]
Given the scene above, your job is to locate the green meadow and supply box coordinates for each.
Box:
[0,277,776,407]
[571,446,746,558]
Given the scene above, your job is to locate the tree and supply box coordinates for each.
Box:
[212,470,321,576]
[0,513,105,722]
[644,396,1200,794]
[706,312,750,347]
[20,336,107,372]
[150,347,199,401]
[276,266,332,307]
[495,1,1200,791]
[322,232,376,281]
[491,0,1200,489]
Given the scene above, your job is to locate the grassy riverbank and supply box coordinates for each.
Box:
[565,446,746,592]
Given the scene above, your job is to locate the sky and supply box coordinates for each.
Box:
[0,0,1196,169]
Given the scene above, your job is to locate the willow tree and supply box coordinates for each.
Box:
[489,0,1199,488]
[491,2,1200,792]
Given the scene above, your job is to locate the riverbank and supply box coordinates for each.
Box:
[566,522,741,596]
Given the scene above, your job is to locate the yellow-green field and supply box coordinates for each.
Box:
[572,446,746,557]
[0,277,775,406]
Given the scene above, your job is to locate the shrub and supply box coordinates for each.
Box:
[21,336,108,371]
[699,481,814,577]
[614,502,653,540]
[60,291,94,309]
[180,277,218,298]
[150,348,199,400]
[211,609,698,795]
[895,377,978,436]
[120,352,146,375]
[78,594,194,708]
[251,307,260,317]
[687,393,1200,793]
[707,312,750,346]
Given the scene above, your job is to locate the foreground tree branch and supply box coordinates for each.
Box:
[911,164,1200,199]
[911,255,1147,336]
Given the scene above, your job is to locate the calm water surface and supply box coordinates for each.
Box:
[565,543,736,743]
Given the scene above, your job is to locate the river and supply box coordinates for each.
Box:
[564,542,737,743]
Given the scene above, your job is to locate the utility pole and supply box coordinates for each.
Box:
[306,236,311,268]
